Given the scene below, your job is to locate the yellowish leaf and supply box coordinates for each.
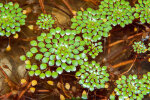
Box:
[60,94,65,100]
[28,25,34,30]
[31,80,37,86]
[134,27,138,32]
[57,82,62,89]
[21,79,27,85]
[103,19,107,22]
[72,10,76,16]
[25,60,31,65]
[82,90,87,95]
[47,81,54,85]
[30,87,35,93]
[105,83,109,88]
[108,33,111,37]
[23,10,27,14]
[13,33,19,39]
[6,44,11,51]
[80,7,84,11]
[65,83,70,90]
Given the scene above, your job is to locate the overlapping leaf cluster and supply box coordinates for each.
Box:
[132,41,147,53]
[98,0,135,27]
[0,2,27,37]
[110,72,150,100]
[18,0,150,95]
[20,27,88,79]
[83,39,103,59]
[133,0,150,23]
[71,8,112,42]
[76,61,109,91]
[36,13,55,30]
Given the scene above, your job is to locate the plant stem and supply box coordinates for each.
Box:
[62,0,75,16]
[109,32,142,47]
[17,81,32,100]
[39,0,46,14]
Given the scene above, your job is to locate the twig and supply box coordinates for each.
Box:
[60,76,71,99]
[62,0,75,16]
[112,60,134,68]
[0,66,17,90]
[50,0,71,17]
[18,37,37,41]
[28,90,51,93]
[39,0,46,13]
[17,81,32,100]
[121,55,137,75]
[108,34,111,54]
[0,91,13,99]
[84,0,99,5]
[0,66,9,79]
[109,32,142,47]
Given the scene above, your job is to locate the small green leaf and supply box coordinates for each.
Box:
[40,73,45,79]
[45,71,51,77]
[52,71,58,78]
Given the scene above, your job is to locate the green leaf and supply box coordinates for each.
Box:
[40,63,47,70]
[30,40,37,46]
[56,60,61,66]
[35,70,41,76]
[26,51,33,58]
[28,71,34,76]
[40,73,45,79]
[30,47,38,53]
[56,67,63,74]
[25,64,31,70]
[55,27,61,33]
[48,60,54,66]
[52,71,58,78]
[20,55,26,61]
[0,3,3,7]
[61,63,67,69]
[38,42,45,48]
[45,71,51,77]
[31,65,38,71]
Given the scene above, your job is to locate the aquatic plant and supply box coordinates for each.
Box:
[71,8,112,42]
[36,13,55,30]
[133,0,150,23]
[0,2,27,37]
[98,0,135,27]
[75,61,109,91]
[83,39,103,59]
[132,41,147,53]
[17,0,150,99]
[112,73,150,100]
[20,27,88,79]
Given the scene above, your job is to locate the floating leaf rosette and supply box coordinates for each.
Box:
[76,61,109,91]
[83,39,103,59]
[36,13,55,30]
[98,0,135,27]
[71,8,112,42]
[132,41,147,53]
[20,27,88,79]
[0,2,27,37]
[133,0,150,23]
[112,73,150,100]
